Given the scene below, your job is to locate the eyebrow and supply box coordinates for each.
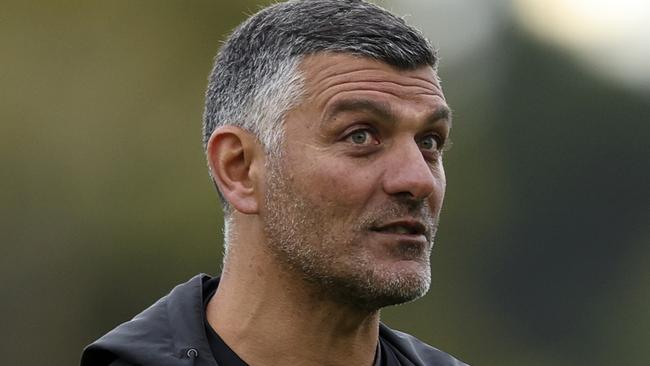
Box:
[323,98,452,127]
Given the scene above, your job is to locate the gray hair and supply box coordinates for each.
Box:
[203,0,438,213]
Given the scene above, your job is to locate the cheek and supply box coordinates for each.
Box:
[293,155,378,211]
[431,165,446,206]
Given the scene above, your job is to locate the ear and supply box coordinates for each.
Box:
[206,126,264,215]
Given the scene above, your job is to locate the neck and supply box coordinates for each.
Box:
[206,217,380,366]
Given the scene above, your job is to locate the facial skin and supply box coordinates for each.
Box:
[261,53,451,311]
[205,53,452,365]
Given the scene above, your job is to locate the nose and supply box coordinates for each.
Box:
[381,140,437,200]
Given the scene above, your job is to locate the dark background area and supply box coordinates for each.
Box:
[1,1,648,365]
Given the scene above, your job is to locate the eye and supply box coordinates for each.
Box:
[418,134,441,151]
[346,129,379,146]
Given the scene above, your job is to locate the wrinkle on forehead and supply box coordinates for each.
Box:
[299,54,444,108]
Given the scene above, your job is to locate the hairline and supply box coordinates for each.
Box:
[204,0,439,221]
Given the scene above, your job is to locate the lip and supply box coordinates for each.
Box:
[367,227,429,260]
[370,219,429,240]
[369,231,429,250]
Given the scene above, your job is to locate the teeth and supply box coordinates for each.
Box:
[394,226,410,234]
[384,226,412,234]
[375,224,421,235]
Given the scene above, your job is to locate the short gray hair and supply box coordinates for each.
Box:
[203,0,438,212]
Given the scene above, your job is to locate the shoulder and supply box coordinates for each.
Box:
[80,346,136,366]
[379,323,469,366]
[80,274,215,366]
[108,359,137,366]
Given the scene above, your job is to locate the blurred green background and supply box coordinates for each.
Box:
[1,1,648,365]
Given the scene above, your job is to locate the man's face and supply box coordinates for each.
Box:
[261,54,451,310]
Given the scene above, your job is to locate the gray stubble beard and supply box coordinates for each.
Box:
[262,158,436,312]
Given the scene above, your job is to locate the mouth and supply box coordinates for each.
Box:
[370,219,428,240]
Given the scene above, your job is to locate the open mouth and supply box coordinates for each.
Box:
[371,220,427,237]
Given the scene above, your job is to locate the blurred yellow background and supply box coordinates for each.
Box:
[1,1,648,365]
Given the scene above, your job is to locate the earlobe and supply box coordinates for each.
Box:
[206,126,262,215]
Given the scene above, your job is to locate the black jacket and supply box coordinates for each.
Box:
[81,274,468,366]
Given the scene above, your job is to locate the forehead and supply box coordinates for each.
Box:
[297,53,446,120]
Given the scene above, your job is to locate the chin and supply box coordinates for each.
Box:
[329,263,432,311]
[377,264,432,303]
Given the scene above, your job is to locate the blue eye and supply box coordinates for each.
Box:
[347,129,378,145]
[418,135,440,151]
[350,130,370,144]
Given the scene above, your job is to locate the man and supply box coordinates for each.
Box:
[81,0,467,365]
